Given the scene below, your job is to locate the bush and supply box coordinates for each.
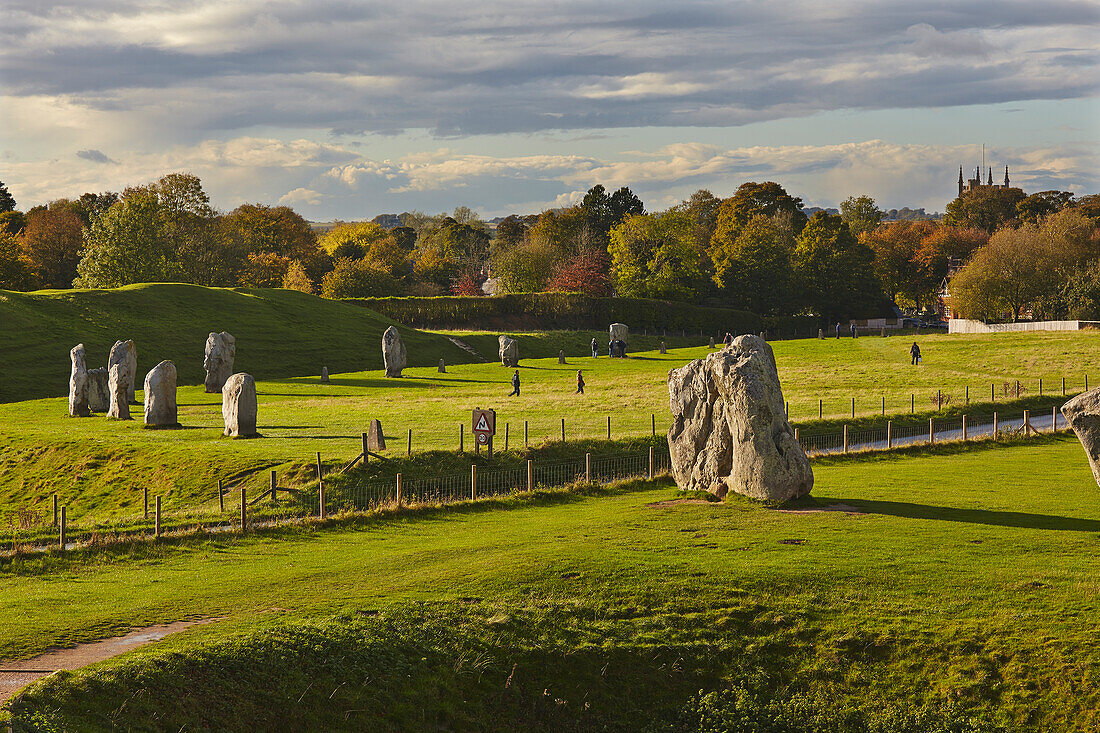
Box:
[320,257,399,298]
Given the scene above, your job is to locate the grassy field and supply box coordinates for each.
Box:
[3,437,1099,729]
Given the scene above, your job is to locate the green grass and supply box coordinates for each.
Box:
[3,438,1099,729]
[0,283,479,403]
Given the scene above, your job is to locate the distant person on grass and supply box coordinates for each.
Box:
[591,337,598,357]
[835,322,841,339]
[850,323,857,339]
[508,370,520,396]
[910,342,921,365]
[576,370,585,394]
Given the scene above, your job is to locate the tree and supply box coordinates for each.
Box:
[74,192,180,288]
[0,211,25,236]
[710,214,795,316]
[945,186,1026,232]
[281,260,314,293]
[839,195,884,239]
[580,184,644,243]
[1016,190,1074,224]
[494,215,531,250]
[546,248,613,296]
[719,181,807,232]
[413,247,459,289]
[451,272,484,296]
[20,205,86,288]
[74,192,119,227]
[0,233,35,290]
[320,257,398,298]
[1073,194,1100,222]
[862,221,939,311]
[676,189,721,251]
[792,212,881,323]
[225,204,318,261]
[240,252,292,288]
[362,235,412,280]
[317,221,390,255]
[608,211,707,301]
[525,207,598,256]
[0,180,15,213]
[948,227,1048,321]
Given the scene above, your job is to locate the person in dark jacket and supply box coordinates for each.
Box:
[508,370,520,396]
[910,342,921,365]
[575,370,585,394]
[835,322,841,339]
[850,323,857,338]
[591,337,598,357]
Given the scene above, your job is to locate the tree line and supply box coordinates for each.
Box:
[0,174,1096,324]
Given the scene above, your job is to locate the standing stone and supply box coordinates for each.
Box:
[143,360,178,427]
[660,341,667,355]
[87,368,110,412]
[203,332,236,393]
[1060,388,1100,487]
[222,373,258,438]
[368,418,386,452]
[321,366,329,383]
[818,328,824,339]
[709,336,716,349]
[667,334,812,503]
[558,350,566,364]
[382,326,406,377]
[68,344,90,417]
[438,358,446,373]
[107,361,131,420]
[609,323,629,344]
[499,335,520,367]
[108,340,137,404]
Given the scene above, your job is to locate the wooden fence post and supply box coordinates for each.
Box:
[270,470,277,505]
[362,432,369,463]
[843,425,849,454]
[524,420,529,446]
[585,453,592,483]
[965,385,969,405]
[991,382,995,402]
[606,415,611,440]
[1039,378,1043,396]
[527,459,533,492]
[851,397,855,419]
[911,394,914,413]
[1062,377,1066,396]
[652,414,655,436]
[218,480,224,513]
[648,446,655,479]
[240,487,246,531]
[929,418,935,444]
[881,396,885,415]
[937,390,942,411]
[155,496,161,538]
[396,473,403,508]
[407,429,412,457]
[785,401,789,418]
[818,399,823,419]
[59,505,66,550]
[1016,380,1020,399]
[561,417,565,443]
[887,421,893,449]
[316,452,325,519]
[1024,409,1031,436]
[460,424,464,452]
[470,464,477,500]
[962,414,968,441]
[794,427,800,444]
[504,423,510,451]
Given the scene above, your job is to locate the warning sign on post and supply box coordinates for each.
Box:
[472,408,496,437]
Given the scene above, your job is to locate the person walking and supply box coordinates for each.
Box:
[910,342,921,365]
[850,323,857,339]
[508,369,520,396]
[835,322,841,339]
[575,370,585,394]
[591,337,598,358]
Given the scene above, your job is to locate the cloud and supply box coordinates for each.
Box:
[76,149,117,164]
[278,187,322,206]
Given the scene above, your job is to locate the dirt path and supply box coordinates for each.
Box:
[1,619,219,705]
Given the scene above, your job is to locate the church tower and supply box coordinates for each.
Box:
[958,167,964,197]
[1003,166,1010,187]
[987,167,993,186]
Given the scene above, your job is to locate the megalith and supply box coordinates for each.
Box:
[1061,388,1100,486]
[438,359,446,373]
[609,323,629,344]
[68,344,90,417]
[499,335,520,367]
[87,368,110,412]
[558,349,566,364]
[222,373,258,438]
[382,326,406,377]
[667,334,812,502]
[367,418,386,452]
[660,341,667,355]
[203,332,236,393]
[107,361,131,420]
[321,366,329,383]
[108,340,137,404]
[143,360,178,427]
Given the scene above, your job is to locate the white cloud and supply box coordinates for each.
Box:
[278,187,322,206]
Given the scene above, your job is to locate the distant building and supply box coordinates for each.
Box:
[958,165,1010,197]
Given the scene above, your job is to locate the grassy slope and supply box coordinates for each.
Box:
[3,438,1099,729]
[0,283,476,402]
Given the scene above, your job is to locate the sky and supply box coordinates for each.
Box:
[1,0,1097,220]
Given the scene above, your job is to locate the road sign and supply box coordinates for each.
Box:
[472,408,496,437]
[477,433,489,445]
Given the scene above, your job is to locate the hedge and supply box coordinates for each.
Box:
[343,292,763,335]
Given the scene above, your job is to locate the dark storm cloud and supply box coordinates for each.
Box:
[1,0,1096,137]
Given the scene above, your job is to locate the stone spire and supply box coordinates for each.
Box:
[1003,165,1010,187]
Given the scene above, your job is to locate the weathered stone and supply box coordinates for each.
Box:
[88,368,109,412]
[438,358,446,373]
[382,326,406,377]
[107,361,131,420]
[108,339,137,404]
[667,334,812,503]
[818,328,824,339]
[709,336,715,348]
[321,366,329,383]
[558,349,566,364]
[203,332,235,393]
[368,419,386,452]
[499,335,520,367]
[1061,388,1100,487]
[68,344,89,417]
[143,360,178,427]
[222,373,258,437]
[609,323,629,344]
[659,341,667,355]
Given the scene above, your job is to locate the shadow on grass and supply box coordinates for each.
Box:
[822,497,1100,531]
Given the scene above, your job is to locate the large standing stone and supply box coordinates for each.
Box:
[382,326,406,377]
[667,334,812,503]
[438,359,446,373]
[321,366,329,383]
[108,340,137,404]
[87,368,110,412]
[107,361,131,420]
[143,360,178,427]
[609,323,629,344]
[203,332,236,393]
[68,344,89,417]
[499,335,520,367]
[368,418,386,452]
[222,373,258,438]
[1061,388,1100,487]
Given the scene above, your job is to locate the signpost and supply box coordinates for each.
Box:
[472,407,496,456]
